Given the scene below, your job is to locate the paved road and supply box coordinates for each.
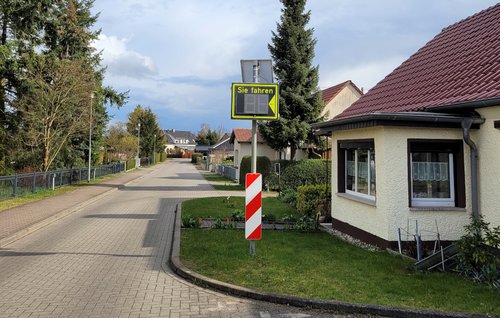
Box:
[0,159,362,318]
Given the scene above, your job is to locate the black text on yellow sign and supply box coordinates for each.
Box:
[231,83,279,120]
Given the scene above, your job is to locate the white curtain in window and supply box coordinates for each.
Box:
[412,162,449,182]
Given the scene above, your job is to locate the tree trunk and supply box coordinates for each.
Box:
[290,145,296,161]
[43,143,50,172]
[1,14,8,118]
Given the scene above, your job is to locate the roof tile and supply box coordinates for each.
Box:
[231,128,265,143]
[337,4,500,119]
[321,80,363,104]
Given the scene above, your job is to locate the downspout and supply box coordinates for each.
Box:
[461,118,479,219]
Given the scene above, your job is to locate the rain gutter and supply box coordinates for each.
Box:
[462,118,480,219]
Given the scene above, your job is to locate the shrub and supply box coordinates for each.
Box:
[276,159,330,192]
[238,155,272,186]
[182,215,202,228]
[282,213,298,223]
[211,217,235,229]
[230,209,244,222]
[296,185,331,217]
[288,215,319,232]
[457,215,500,288]
[266,160,296,190]
[160,152,167,161]
[262,214,276,223]
[278,189,297,208]
[191,153,203,164]
[125,159,136,170]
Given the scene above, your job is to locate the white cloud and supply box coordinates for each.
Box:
[320,56,407,92]
[93,0,500,132]
[93,34,157,78]
[94,0,280,81]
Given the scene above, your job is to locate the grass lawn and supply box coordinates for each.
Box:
[180,229,499,316]
[182,196,299,220]
[199,172,244,191]
[0,172,125,212]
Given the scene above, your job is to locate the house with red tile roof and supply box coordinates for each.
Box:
[321,80,363,120]
[229,128,307,170]
[313,4,500,248]
[319,80,364,159]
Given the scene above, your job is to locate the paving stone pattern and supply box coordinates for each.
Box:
[0,159,374,318]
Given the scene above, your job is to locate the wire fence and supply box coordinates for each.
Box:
[215,164,238,181]
[0,162,126,202]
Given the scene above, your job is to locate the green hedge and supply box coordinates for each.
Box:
[126,159,136,170]
[160,152,167,161]
[191,153,203,164]
[239,155,272,186]
[271,159,330,192]
[296,184,330,217]
[267,160,296,190]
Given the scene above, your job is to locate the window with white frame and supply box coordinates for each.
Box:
[408,140,465,208]
[338,140,376,200]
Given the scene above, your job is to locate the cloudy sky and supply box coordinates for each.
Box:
[91,0,498,134]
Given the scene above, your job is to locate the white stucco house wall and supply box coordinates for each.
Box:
[230,128,279,169]
[313,4,500,248]
[164,129,197,152]
[319,80,363,159]
[321,80,363,121]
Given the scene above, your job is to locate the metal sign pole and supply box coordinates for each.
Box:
[250,61,259,256]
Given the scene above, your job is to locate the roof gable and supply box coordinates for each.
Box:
[164,129,196,144]
[321,80,363,105]
[230,128,265,143]
[336,4,500,119]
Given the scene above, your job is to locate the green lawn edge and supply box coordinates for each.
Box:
[180,199,499,316]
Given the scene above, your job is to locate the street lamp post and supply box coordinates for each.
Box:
[137,123,141,167]
[88,92,95,182]
[153,134,156,164]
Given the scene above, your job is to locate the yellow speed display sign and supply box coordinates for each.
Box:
[231,83,279,120]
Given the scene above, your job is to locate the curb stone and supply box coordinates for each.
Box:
[168,204,491,318]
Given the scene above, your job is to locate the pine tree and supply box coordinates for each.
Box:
[258,0,323,160]
[44,0,99,60]
[42,0,127,168]
[0,0,128,172]
[0,0,60,173]
[126,105,165,158]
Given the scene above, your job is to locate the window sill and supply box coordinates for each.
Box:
[410,207,466,212]
[336,193,376,206]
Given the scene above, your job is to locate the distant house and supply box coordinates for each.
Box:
[230,128,277,168]
[164,129,197,153]
[319,80,363,159]
[313,4,500,248]
[230,128,309,168]
[209,133,233,155]
[321,80,363,120]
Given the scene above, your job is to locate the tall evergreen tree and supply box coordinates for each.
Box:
[126,105,165,158]
[258,0,323,160]
[43,0,104,168]
[44,0,98,61]
[42,0,127,168]
[0,0,60,173]
[195,123,222,146]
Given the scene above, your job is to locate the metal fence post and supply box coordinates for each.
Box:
[12,174,18,197]
[32,172,36,193]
